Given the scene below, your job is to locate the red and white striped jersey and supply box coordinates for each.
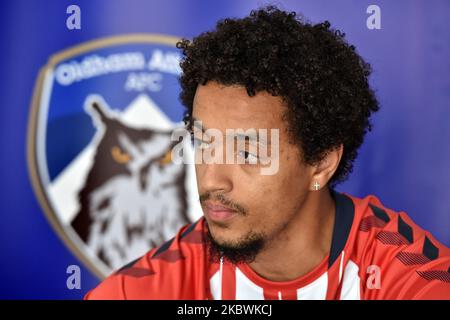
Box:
[86,191,450,300]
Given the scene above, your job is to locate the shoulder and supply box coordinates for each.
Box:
[346,193,450,299]
[85,218,209,300]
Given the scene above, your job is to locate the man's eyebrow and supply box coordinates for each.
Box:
[192,117,207,131]
[191,117,271,145]
[234,132,270,145]
[192,117,213,140]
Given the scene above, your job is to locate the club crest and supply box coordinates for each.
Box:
[27,35,200,278]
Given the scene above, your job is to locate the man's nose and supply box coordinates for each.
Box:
[196,163,233,195]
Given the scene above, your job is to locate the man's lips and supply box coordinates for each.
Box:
[204,202,238,222]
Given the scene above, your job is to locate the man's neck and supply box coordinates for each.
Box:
[248,188,336,282]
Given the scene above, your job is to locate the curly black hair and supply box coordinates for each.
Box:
[176,5,379,186]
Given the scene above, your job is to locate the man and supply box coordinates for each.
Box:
[86,6,450,299]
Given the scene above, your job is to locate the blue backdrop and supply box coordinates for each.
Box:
[0,0,449,299]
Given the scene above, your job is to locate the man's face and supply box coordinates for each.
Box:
[193,81,314,262]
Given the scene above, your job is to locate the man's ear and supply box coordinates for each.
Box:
[310,144,343,190]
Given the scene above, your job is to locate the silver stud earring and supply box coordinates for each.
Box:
[313,181,321,191]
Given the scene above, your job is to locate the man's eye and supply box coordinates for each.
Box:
[192,137,211,149]
[238,150,259,164]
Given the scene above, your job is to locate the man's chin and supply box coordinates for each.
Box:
[205,219,244,243]
[205,227,265,265]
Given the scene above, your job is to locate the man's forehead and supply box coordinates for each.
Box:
[194,82,253,110]
[193,82,285,127]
